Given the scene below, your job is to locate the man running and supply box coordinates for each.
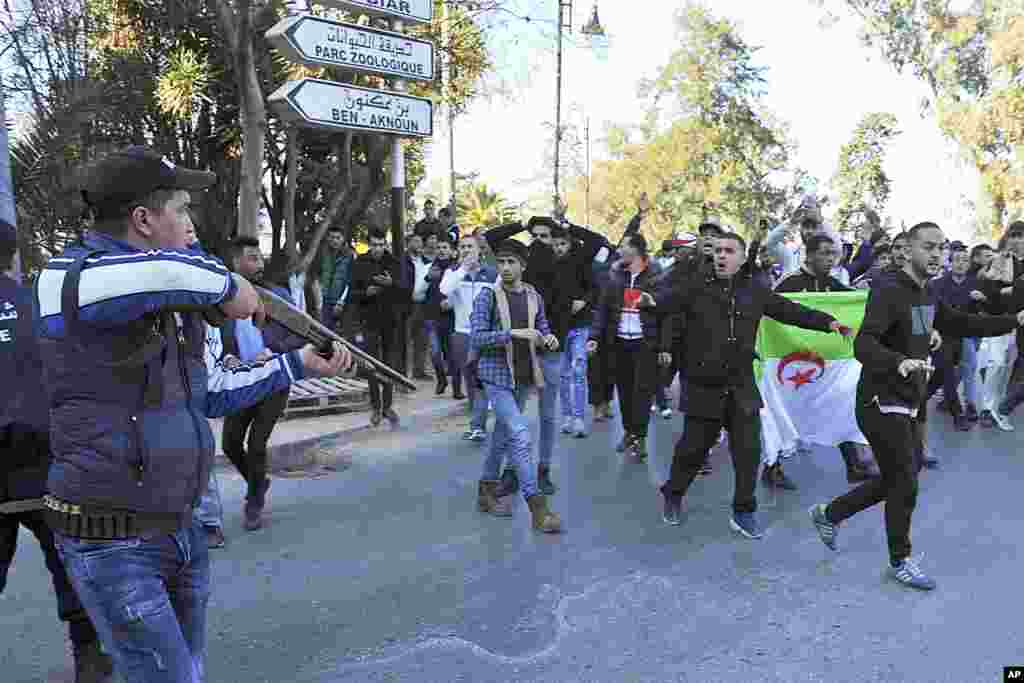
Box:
[809,221,1024,590]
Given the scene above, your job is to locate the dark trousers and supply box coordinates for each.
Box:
[927,339,963,414]
[612,338,657,437]
[663,392,762,513]
[361,325,401,412]
[827,401,925,564]
[588,341,615,407]
[222,387,290,487]
[0,509,97,646]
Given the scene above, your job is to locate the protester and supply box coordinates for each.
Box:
[319,226,353,331]
[470,239,562,532]
[588,233,663,461]
[351,228,412,427]
[441,235,496,440]
[413,198,442,240]
[405,233,433,380]
[809,221,1024,590]
[643,231,852,538]
[217,237,306,531]
[424,237,456,396]
[766,234,880,489]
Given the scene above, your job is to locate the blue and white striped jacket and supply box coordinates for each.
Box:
[35,232,306,519]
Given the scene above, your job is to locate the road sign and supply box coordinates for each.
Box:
[268,79,433,138]
[317,0,433,25]
[266,15,434,81]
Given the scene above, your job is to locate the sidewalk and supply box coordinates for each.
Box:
[210,378,468,471]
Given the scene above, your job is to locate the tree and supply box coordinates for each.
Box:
[561,4,795,244]
[830,112,900,231]
[823,0,1024,233]
[456,182,515,232]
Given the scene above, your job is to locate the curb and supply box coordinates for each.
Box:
[214,398,469,472]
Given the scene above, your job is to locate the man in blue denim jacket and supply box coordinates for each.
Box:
[36,147,352,683]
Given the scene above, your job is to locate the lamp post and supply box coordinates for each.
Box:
[553,1,605,213]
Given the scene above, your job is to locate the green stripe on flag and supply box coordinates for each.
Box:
[756,291,868,364]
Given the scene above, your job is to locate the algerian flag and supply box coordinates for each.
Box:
[756,291,868,465]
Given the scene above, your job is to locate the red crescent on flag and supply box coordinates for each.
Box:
[776,350,826,388]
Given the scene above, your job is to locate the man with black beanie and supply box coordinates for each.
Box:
[809,221,1024,590]
[0,222,112,681]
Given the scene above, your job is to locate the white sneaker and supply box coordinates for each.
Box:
[561,418,574,434]
[992,411,1015,432]
[660,408,673,419]
[572,417,587,438]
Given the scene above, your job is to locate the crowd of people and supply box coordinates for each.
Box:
[3,146,1024,683]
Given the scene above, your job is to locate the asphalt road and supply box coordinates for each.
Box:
[4,401,1024,683]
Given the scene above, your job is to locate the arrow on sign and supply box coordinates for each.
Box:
[317,0,432,25]
[268,79,434,138]
[266,15,434,81]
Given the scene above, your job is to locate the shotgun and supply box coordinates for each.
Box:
[253,286,417,392]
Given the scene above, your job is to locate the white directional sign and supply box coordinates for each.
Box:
[269,78,433,138]
[266,15,434,81]
[317,0,433,25]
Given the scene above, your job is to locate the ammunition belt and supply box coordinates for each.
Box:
[43,495,190,540]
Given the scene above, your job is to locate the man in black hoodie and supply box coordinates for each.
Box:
[809,221,1024,591]
[350,228,413,426]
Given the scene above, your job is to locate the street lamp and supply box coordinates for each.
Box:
[553,1,605,214]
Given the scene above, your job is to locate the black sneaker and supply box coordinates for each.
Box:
[631,435,648,462]
[205,525,226,549]
[383,408,400,426]
[966,403,979,422]
[980,410,996,429]
[698,460,713,477]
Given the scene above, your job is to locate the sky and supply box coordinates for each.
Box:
[419,0,980,242]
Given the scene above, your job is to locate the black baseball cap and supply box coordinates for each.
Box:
[81,146,217,215]
[697,220,725,236]
[494,239,529,264]
[1007,221,1024,236]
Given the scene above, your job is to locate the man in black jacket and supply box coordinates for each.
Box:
[0,224,112,682]
[809,222,1024,591]
[642,232,851,539]
[768,234,881,489]
[553,225,598,437]
[588,233,663,461]
[351,228,413,426]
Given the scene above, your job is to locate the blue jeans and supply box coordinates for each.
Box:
[424,319,452,377]
[193,469,223,530]
[560,327,589,419]
[538,352,560,466]
[450,332,487,432]
[961,337,979,408]
[54,520,211,683]
[482,382,540,498]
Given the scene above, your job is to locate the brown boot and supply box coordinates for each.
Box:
[526,495,561,533]
[477,480,513,517]
[477,480,498,512]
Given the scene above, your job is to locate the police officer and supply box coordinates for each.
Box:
[36,147,352,682]
[0,221,113,682]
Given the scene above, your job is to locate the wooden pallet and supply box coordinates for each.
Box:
[284,376,370,418]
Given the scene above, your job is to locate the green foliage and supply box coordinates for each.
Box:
[456,182,515,232]
[563,4,794,244]
[830,112,900,231]
[827,0,1024,231]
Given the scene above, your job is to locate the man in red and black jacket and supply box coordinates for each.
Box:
[588,233,663,461]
